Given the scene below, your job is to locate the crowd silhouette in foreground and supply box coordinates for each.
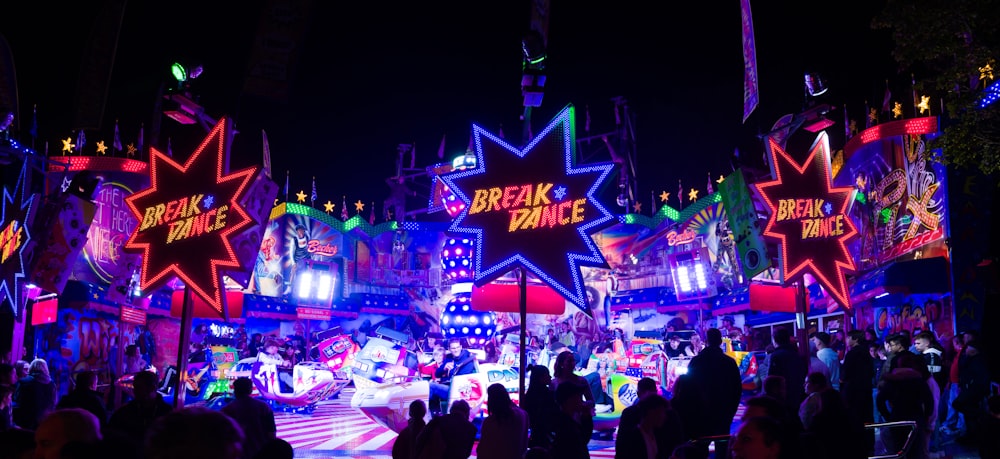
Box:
[2,326,998,459]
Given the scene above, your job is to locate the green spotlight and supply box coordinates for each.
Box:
[171,62,187,82]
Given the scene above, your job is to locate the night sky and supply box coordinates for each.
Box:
[2,1,893,219]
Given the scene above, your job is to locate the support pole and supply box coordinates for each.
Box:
[795,282,809,359]
[173,287,195,409]
[519,268,528,401]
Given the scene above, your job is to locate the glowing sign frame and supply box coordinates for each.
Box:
[439,105,615,311]
[755,132,858,308]
[124,117,258,316]
[0,162,36,316]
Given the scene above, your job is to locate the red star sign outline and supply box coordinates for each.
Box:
[755,132,858,308]
[124,117,257,316]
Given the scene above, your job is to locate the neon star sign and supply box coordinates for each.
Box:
[0,162,36,315]
[124,117,257,316]
[755,132,858,308]
[440,105,615,311]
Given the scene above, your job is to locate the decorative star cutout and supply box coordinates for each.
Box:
[354,200,365,212]
[918,95,931,114]
[124,117,257,316]
[553,186,568,201]
[127,143,137,157]
[980,63,994,81]
[203,195,215,209]
[61,137,75,153]
[755,132,857,308]
[688,188,699,202]
[632,202,642,213]
[439,105,615,311]
[892,102,903,119]
[659,191,670,202]
[96,140,108,155]
[716,175,726,184]
[0,162,36,316]
[324,200,335,213]
[295,190,306,203]
[868,108,878,125]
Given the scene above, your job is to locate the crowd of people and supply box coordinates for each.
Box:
[0,354,289,459]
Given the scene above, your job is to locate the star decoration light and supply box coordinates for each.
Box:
[868,108,877,125]
[61,137,75,153]
[323,200,335,213]
[754,132,857,308]
[892,102,903,119]
[687,188,699,202]
[127,143,137,157]
[439,105,615,311]
[918,95,931,114]
[716,175,726,184]
[124,117,257,316]
[354,200,365,212]
[96,141,108,155]
[295,190,306,203]
[632,202,642,213]
[659,191,670,202]
[0,162,36,316]
[981,63,994,81]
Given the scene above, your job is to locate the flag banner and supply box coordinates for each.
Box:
[437,134,446,159]
[369,202,375,225]
[677,179,683,207]
[718,169,770,279]
[284,170,289,202]
[113,120,122,151]
[741,0,759,122]
[311,176,318,205]
[341,196,348,221]
[29,105,37,139]
[262,129,272,179]
[706,172,714,194]
[76,129,86,153]
[881,83,892,113]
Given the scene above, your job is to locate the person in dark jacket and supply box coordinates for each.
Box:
[108,370,173,445]
[686,327,742,439]
[954,340,991,445]
[615,394,673,459]
[12,358,57,430]
[429,339,477,413]
[765,328,808,410]
[840,330,875,454]
[56,370,108,427]
[522,365,559,449]
[550,382,591,459]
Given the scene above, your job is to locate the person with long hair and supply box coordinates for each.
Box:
[12,358,56,430]
[476,383,528,459]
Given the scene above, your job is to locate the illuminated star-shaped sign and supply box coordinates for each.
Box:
[659,191,670,202]
[439,105,615,312]
[96,141,108,155]
[688,188,699,202]
[918,95,931,114]
[354,200,365,212]
[892,102,903,119]
[323,200,335,213]
[716,175,726,184]
[295,190,306,203]
[632,202,642,213]
[553,186,568,200]
[755,131,857,308]
[0,162,36,316]
[62,137,75,153]
[980,63,993,81]
[124,117,257,316]
[127,143,137,157]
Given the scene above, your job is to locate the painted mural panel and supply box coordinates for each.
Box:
[248,214,345,297]
[863,293,954,342]
[835,132,948,271]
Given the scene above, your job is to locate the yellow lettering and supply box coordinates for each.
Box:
[521,206,541,230]
[509,209,529,232]
[571,199,586,223]
[558,201,573,224]
[539,203,559,228]
[533,183,553,206]
[512,185,531,208]
[501,186,519,209]
[213,205,228,231]
[470,189,489,214]
[488,187,502,211]
[140,206,158,231]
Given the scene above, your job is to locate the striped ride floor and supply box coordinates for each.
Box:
[278,387,616,458]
